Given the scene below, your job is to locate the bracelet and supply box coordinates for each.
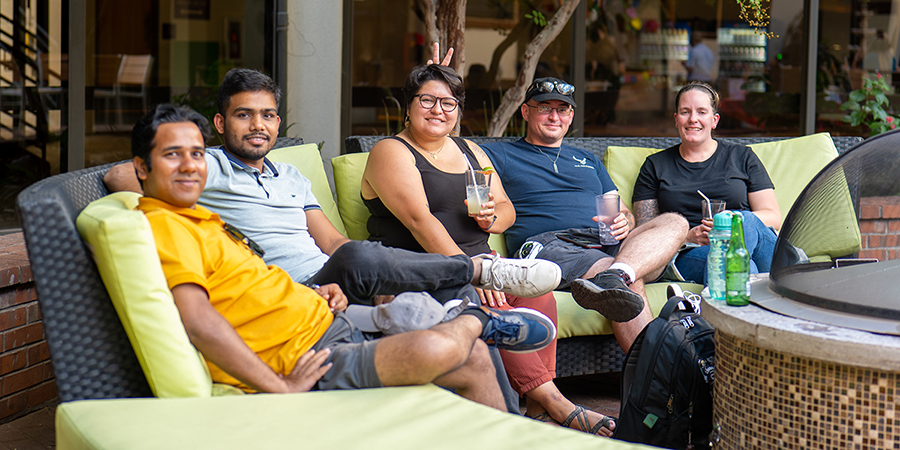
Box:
[480,215,497,231]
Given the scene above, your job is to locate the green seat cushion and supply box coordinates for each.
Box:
[76,192,213,398]
[56,385,647,450]
[555,282,702,338]
[267,144,348,237]
[747,132,839,224]
[331,152,372,241]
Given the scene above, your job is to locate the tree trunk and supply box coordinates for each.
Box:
[486,0,580,137]
[417,0,466,74]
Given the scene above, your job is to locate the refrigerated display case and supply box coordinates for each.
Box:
[717,28,767,95]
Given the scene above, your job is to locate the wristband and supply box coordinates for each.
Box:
[481,215,497,231]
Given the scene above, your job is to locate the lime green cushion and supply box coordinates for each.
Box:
[602,146,663,210]
[56,385,647,450]
[331,152,372,241]
[76,192,213,398]
[555,282,702,338]
[267,144,347,237]
[747,132,839,224]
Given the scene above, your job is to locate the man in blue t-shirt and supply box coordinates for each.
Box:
[481,77,688,351]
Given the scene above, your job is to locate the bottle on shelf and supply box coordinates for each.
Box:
[725,211,750,306]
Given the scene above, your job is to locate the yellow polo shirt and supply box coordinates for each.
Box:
[137,197,333,390]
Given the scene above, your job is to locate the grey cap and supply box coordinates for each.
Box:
[345,292,445,335]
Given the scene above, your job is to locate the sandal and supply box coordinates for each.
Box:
[528,411,561,425]
[561,405,615,436]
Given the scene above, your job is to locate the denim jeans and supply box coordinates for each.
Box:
[310,240,478,306]
[674,211,778,284]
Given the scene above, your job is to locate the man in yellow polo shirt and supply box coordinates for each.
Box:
[131,103,556,409]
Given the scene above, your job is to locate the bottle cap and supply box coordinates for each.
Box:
[713,211,733,229]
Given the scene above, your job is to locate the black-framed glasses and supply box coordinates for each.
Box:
[528,80,576,96]
[414,94,459,112]
[525,104,574,116]
[224,223,265,258]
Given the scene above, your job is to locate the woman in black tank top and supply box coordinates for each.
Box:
[359,62,618,437]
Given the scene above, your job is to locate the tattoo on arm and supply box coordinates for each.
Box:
[624,210,635,228]
[633,199,659,227]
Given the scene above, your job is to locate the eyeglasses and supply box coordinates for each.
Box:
[224,223,265,258]
[525,104,574,116]
[414,94,459,112]
[528,80,576,96]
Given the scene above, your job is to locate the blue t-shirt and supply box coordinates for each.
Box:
[481,139,617,252]
[199,147,330,283]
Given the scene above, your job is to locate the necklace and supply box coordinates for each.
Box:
[408,133,446,159]
[529,141,562,173]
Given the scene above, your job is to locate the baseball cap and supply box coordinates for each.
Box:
[344,292,445,335]
[524,77,577,107]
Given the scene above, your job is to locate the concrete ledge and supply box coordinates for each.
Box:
[702,279,900,371]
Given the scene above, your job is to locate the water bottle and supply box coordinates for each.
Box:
[706,211,732,300]
[725,211,750,306]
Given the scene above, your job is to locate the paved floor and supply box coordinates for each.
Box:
[0,405,56,450]
[0,373,622,449]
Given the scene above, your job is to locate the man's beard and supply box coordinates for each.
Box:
[223,132,273,161]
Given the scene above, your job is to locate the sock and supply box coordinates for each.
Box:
[609,263,636,285]
[458,306,490,329]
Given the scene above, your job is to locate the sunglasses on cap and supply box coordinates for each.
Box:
[528,80,576,96]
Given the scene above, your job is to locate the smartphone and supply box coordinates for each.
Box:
[555,232,606,249]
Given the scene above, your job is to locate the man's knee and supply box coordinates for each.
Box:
[330,240,379,267]
[651,212,689,234]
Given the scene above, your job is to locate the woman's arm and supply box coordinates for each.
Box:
[467,140,514,234]
[632,199,660,227]
[748,188,781,230]
[361,138,466,256]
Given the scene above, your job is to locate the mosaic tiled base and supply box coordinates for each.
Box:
[714,332,900,450]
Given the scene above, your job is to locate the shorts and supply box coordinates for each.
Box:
[310,312,383,391]
[515,227,619,289]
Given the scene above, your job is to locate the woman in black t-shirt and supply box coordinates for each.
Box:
[631,81,781,284]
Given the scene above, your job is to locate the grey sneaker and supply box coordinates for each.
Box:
[571,269,644,322]
[475,253,561,298]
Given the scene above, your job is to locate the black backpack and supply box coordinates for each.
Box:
[613,295,716,449]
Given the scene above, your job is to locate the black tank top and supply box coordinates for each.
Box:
[365,136,492,257]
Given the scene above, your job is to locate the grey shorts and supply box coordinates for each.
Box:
[516,227,619,289]
[310,312,383,391]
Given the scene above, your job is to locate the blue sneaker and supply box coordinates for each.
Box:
[478,307,556,353]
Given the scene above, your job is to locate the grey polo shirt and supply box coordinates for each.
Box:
[198,147,330,283]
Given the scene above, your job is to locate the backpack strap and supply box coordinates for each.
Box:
[659,295,696,319]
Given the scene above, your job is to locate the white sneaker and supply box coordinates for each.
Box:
[475,254,561,298]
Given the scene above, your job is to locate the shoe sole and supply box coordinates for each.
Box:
[570,280,644,323]
[494,307,557,354]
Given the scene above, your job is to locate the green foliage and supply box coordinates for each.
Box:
[840,72,898,137]
[524,10,546,27]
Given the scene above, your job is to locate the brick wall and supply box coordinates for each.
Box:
[858,197,900,261]
[0,233,56,424]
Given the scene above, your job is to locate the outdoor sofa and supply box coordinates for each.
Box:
[341,133,864,378]
[16,133,860,449]
[17,137,648,450]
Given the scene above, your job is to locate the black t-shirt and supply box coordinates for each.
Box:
[632,141,774,227]
[365,136,491,257]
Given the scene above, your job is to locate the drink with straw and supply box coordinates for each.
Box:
[466,169,492,215]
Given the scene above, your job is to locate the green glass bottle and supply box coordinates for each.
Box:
[725,211,750,306]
